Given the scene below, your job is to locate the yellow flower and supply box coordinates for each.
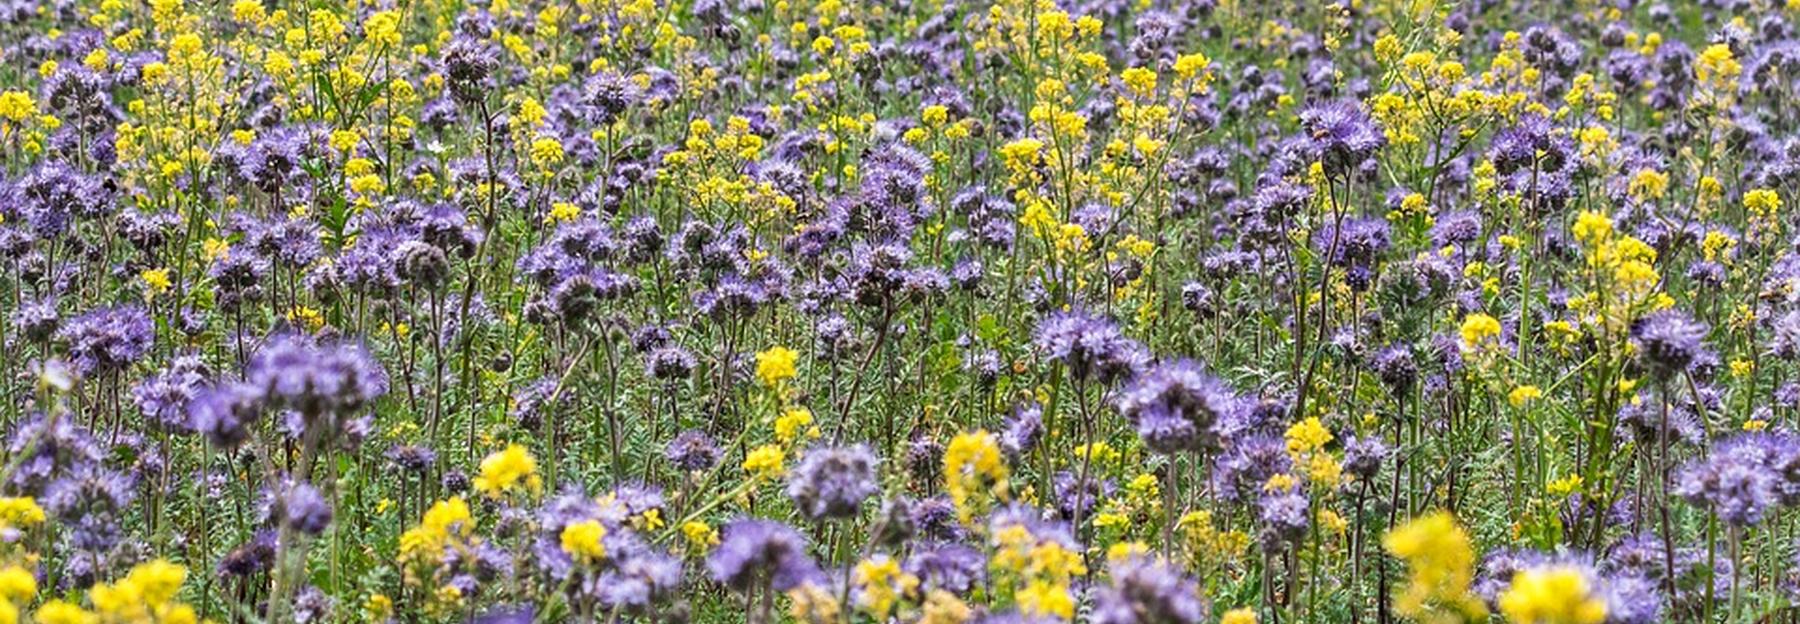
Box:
[755,346,799,387]
[787,582,842,623]
[1285,417,1333,454]
[853,555,919,617]
[1571,211,1613,244]
[919,590,972,624]
[681,521,719,548]
[399,498,474,563]
[473,444,541,498]
[1746,188,1783,218]
[999,138,1045,171]
[943,430,1008,520]
[0,567,33,602]
[1174,52,1212,82]
[0,92,35,123]
[1221,608,1258,624]
[1627,169,1668,200]
[90,560,190,621]
[774,407,818,445]
[743,444,786,479]
[139,268,171,297]
[0,497,46,529]
[530,136,565,168]
[1499,565,1608,624]
[363,594,394,623]
[363,10,402,48]
[32,600,94,624]
[1383,512,1487,622]
[559,520,607,562]
[546,202,580,224]
[1460,313,1502,348]
[1508,385,1543,408]
[1015,579,1075,619]
[230,0,265,24]
[1120,67,1158,97]
[1695,43,1741,88]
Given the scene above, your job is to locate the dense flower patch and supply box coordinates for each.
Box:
[0,0,1796,622]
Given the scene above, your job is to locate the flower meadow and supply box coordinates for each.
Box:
[11,0,1800,622]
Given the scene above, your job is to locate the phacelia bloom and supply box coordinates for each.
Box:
[385,444,438,474]
[1342,436,1390,480]
[440,37,498,101]
[666,430,721,472]
[1114,359,1235,454]
[1313,216,1391,268]
[244,334,389,417]
[12,298,59,343]
[1033,310,1149,384]
[1672,430,1800,526]
[1256,489,1310,546]
[1631,310,1710,378]
[269,480,333,536]
[1092,555,1208,624]
[1000,403,1044,458]
[905,543,986,595]
[131,356,207,433]
[706,518,821,593]
[785,444,880,520]
[1369,345,1418,395]
[1297,99,1385,176]
[57,305,153,376]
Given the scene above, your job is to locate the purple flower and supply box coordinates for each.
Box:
[1114,359,1235,454]
[245,334,389,417]
[1257,489,1310,546]
[1632,310,1710,379]
[905,543,985,595]
[385,444,438,474]
[1313,216,1391,268]
[269,480,333,536]
[785,444,879,521]
[470,605,535,624]
[1369,345,1417,395]
[131,355,208,433]
[1034,311,1149,384]
[1342,436,1389,480]
[1673,431,1800,526]
[666,430,721,472]
[1000,403,1044,458]
[1092,555,1208,624]
[57,305,153,376]
[12,298,58,343]
[706,518,821,593]
[1297,100,1384,176]
[188,382,263,449]
[440,37,498,102]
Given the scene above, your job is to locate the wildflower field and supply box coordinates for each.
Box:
[5,0,1800,621]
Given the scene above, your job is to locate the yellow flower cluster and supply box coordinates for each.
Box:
[990,520,1087,620]
[398,497,475,565]
[70,560,200,624]
[755,345,799,387]
[473,444,542,498]
[852,555,920,618]
[1383,512,1488,622]
[559,520,608,563]
[942,430,1008,521]
[1499,565,1608,624]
